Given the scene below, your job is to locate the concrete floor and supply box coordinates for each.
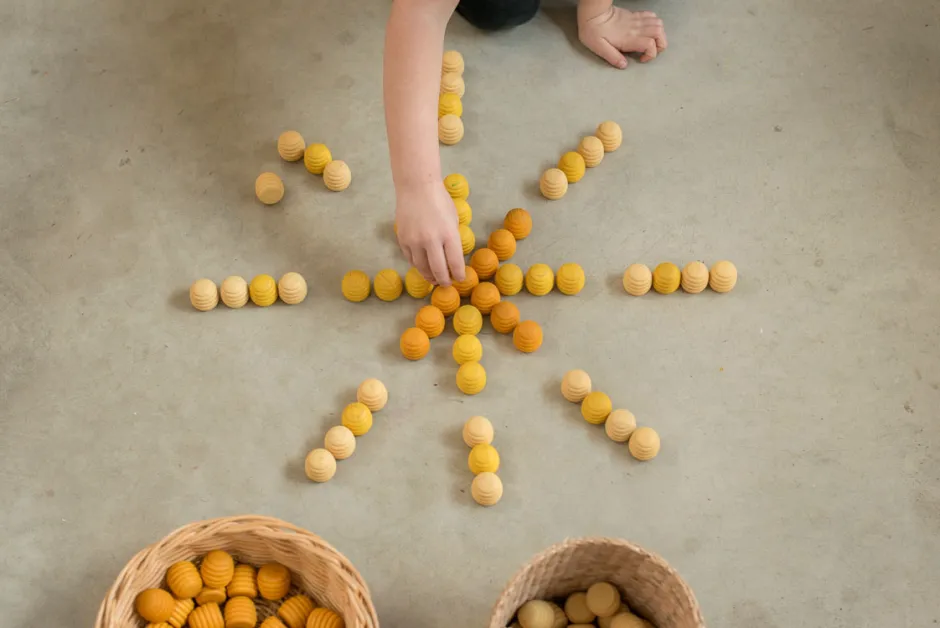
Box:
[1,0,939,626]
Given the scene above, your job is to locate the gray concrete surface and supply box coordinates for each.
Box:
[2,0,939,626]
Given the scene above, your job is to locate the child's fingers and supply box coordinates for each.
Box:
[444,237,466,282]
[592,37,628,69]
[641,20,667,51]
[411,249,436,285]
[427,245,453,287]
[638,38,658,62]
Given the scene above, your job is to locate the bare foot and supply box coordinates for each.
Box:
[577,6,667,69]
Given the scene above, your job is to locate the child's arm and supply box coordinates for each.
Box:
[384,0,466,286]
[577,0,667,69]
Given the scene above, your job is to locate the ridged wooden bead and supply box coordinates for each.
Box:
[513,320,543,353]
[453,305,483,335]
[195,588,226,606]
[453,334,483,365]
[454,198,472,226]
[306,607,345,628]
[556,263,585,295]
[587,582,622,618]
[598,606,631,628]
[709,260,737,293]
[278,272,308,304]
[470,282,500,315]
[304,143,332,175]
[549,602,569,628]
[431,285,460,316]
[166,561,203,599]
[680,261,709,293]
[404,267,433,298]
[452,266,479,298]
[415,305,446,338]
[261,618,288,628]
[341,270,371,302]
[439,114,464,145]
[305,448,336,482]
[438,92,463,118]
[441,71,466,97]
[487,229,517,261]
[226,564,257,598]
[595,121,623,152]
[249,274,278,307]
[539,168,568,200]
[468,443,499,473]
[278,595,315,628]
[257,563,291,601]
[324,425,357,460]
[471,472,503,506]
[605,409,637,443]
[225,596,257,628]
[168,598,194,628]
[255,172,285,205]
[459,224,476,255]
[357,378,388,412]
[565,592,596,624]
[490,301,520,334]
[147,623,173,628]
[558,151,586,183]
[136,589,175,623]
[622,264,652,296]
[277,131,306,162]
[190,279,219,311]
[442,50,465,74]
[457,361,487,395]
[610,613,652,628]
[470,248,499,280]
[462,416,494,447]
[652,262,681,294]
[374,269,403,301]
[577,135,605,167]
[503,208,532,240]
[200,551,234,588]
[189,602,224,628]
[495,264,524,296]
[525,264,554,296]
[581,392,612,425]
[561,369,592,403]
[517,600,554,628]
[629,427,661,461]
[341,402,373,436]
[219,276,248,309]
[323,160,351,192]
[400,327,431,361]
[443,173,469,199]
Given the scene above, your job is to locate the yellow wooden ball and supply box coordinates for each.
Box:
[453,304,483,335]
[652,262,681,294]
[457,361,487,395]
[581,391,613,425]
[468,443,500,474]
[341,270,371,302]
[453,334,483,365]
[341,402,373,436]
[495,263,524,296]
[558,151,586,183]
[405,267,433,298]
[303,143,332,175]
[374,268,403,302]
[444,173,469,199]
[438,92,463,118]
[458,224,476,255]
[525,264,554,296]
[556,263,585,295]
[249,274,278,307]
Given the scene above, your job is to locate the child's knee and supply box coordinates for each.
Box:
[457,0,540,31]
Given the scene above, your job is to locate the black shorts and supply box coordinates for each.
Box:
[456,0,540,30]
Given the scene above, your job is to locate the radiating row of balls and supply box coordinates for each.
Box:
[561,370,660,461]
[189,273,308,311]
[439,50,466,145]
[462,416,504,506]
[304,378,389,483]
[540,121,623,201]
[134,551,343,628]
[511,582,655,628]
[622,260,737,296]
[254,131,353,205]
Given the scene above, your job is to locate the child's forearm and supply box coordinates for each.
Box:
[384,0,458,193]
[578,0,612,20]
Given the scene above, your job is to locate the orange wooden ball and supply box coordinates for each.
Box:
[430,285,460,316]
[470,282,501,315]
[513,320,543,353]
[452,266,479,298]
[487,229,517,261]
[400,327,431,360]
[469,248,499,280]
[490,301,520,334]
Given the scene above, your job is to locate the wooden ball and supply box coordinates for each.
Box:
[577,135,605,167]
[558,151,586,183]
[525,264,554,296]
[341,402,373,436]
[581,392,612,425]
[404,267,433,298]
[400,327,431,361]
[439,114,464,145]
[277,272,307,305]
[443,173,469,199]
[188,602,224,628]
[468,443,500,474]
[622,264,652,296]
[539,168,568,200]
[190,278,219,311]
[277,131,305,162]
[470,248,499,280]
[487,229,517,261]
[628,427,661,461]
[249,274,278,307]
[357,378,388,412]
[438,92,463,118]
[456,361,487,395]
[609,613,651,628]
[517,600,555,628]
[195,587,226,606]
[415,305,446,338]
[341,270,371,302]
[277,595,315,628]
[431,285,460,316]
[565,592,596,624]
[303,143,332,175]
[652,262,681,294]
[453,334,483,365]
[224,596,257,628]
[548,602,569,628]
[462,416,494,447]
[605,409,637,443]
[556,263,585,296]
[495,263,524,296]
[680,261,708,293]
[306,607,345,628]
[442,49,465,74]
[709,260,737,293]
[595,121,623,152]
[587,582,622,618]
[453,304,483,336]
[452,266,479,298]
[261,618,288,628]
[490,301,520,334]
[166,561,203,599]
[471,472,503,506]
[512,320,543,353]
[304,448,337,482]
[440,71,466,97]
[470,282,500,315]
[255,172,284,205]
[219,276,248,309]
[256,563,291,601]
[458,224,476,255]
[324,425,357,460]
[598,606,631,628]
[135,589,175,623]
[561,369,592,403]
[168,597,194,628]
[454,198,473,226]
[503,207,532,240]
[226,564,257,598]
[374,268,403,302]
[200,550,235,588]
[323,160,351,192]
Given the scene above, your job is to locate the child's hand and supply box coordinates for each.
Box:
[395,183,466,287]
[577,6,667,69]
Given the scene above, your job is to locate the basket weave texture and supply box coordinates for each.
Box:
[95,515,378,628]
[488,537,705,628]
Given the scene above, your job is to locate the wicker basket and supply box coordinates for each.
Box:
[95,515,379,628]
[488,538,704,628]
